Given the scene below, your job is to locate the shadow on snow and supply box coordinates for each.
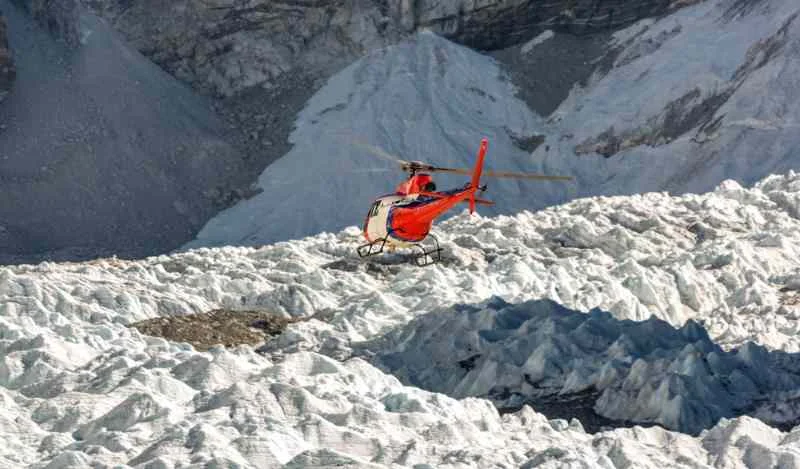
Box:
[357,297,800,435]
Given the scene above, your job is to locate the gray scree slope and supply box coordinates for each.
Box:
[0,10,13,102]
[0,1,249,263]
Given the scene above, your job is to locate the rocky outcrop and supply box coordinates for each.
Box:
[10,0,79,45]
[0,11,13,101]
[402,0,677,50]
[81,0,685,97]
[81,0,399,97]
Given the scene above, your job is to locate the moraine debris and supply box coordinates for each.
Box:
[130,309,297,351]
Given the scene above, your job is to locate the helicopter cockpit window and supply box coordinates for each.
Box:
[369,201,381,217]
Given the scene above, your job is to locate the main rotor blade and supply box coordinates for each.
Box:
[421,166,472,175]
[345,134,574,181]
[348,168,394,174]
[423,166,573,181]
[350,139,409,166]
[348,136,462,174]
[482,170,574,181]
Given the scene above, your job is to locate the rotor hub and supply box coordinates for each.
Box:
[400,161,435,175]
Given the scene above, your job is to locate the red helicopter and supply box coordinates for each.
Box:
[357,138,573,266]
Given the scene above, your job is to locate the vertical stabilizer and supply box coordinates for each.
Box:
[469,138,488,213]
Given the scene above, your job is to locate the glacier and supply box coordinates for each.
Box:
[3,172,800,466]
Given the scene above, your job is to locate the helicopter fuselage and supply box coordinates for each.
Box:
[356,138,571,264]
[361,140,489,249]
[362,185,477,247]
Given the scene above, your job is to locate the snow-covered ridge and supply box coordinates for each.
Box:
[188,0,800,252]
[185,30,549,249]
[3,172,800,466]
[187,0,800,250]
[535,0,800,198]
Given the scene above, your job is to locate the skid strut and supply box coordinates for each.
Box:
[413,234,442,267]
[357,237,387,258]
[357,235,442,266]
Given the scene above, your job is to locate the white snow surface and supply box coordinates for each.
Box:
[4,173,800,466]
[521,30,555,54]
[187,0,800,250]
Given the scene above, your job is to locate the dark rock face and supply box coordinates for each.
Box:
[0,11,13,101]
[80,0,685,97]
[490,31,611,116]
[10,0,80,45]
[405,0,676,50]
[81,0,399,97]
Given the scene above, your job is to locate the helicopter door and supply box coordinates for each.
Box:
[364,195,402,242]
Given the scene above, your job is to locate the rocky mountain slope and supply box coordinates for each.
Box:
[0,10,13,102]
[529,0,800,201]
[0,0,255,263]
[0,0,704,263]
[9,0,80,45]
[80,0,683,97]
[188,0,800,249]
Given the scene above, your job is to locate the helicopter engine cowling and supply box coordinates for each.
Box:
[396,173,434,195]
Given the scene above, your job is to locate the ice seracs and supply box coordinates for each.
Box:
[364,297,800,434]
[3,172,800,466]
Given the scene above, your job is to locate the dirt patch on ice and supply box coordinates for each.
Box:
[497,389,662,434]
[131,309,296,351]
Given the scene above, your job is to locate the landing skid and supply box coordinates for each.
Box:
[356,235,443,267]
[357,237,387,258]
[413,234,442,267]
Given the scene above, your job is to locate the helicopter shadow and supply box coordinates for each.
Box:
[322,248,463,275]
